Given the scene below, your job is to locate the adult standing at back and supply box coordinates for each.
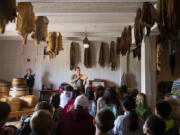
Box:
[70,67,87,93]
[24,68,35,95]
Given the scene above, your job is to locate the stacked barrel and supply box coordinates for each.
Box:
[9,78,29,97]
[0,80,11,98]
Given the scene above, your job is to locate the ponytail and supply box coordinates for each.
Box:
[128,110,138,131]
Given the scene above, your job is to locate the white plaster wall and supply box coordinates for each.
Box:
[0,40,141,95]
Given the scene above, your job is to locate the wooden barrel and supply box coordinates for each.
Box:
[0,81,10,98]
[165,95,180,127]
[9,86,29,97]
[12,78,27,87]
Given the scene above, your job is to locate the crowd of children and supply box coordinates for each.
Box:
[0,84,179,135]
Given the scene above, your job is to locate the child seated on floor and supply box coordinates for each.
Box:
[18,101,53,135]
[155,101,179,135]
[94,108,115,135]
[0,101,17,135]
[30,110,53,135]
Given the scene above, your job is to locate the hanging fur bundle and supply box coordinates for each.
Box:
[158,0,177,36]
[70,42,76,70]
[109,41,116,71]
[116,37,121,55]
[84,46,91,68]
[0,0,16,33]
[46,32,64,59]
[16,2,35,45]
[133,46,141,60]
[98,42,105,67]
[134,8,144,47]
[31,16,49,45]
[141,2,158,36]
[119,26,132,56]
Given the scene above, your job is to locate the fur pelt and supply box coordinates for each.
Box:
[109,41,116,71]
[16,2,35,45]
[98,42,105,67]
[70,42,76,70]
[46,32,64,59]
[0,0,16,33]
[31,16,49,45]
[84,46,91,68]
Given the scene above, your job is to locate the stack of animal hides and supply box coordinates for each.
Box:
[31,16,49,45]
[46,32,64,59]
[16,2,35,45]
[0,0,16,34]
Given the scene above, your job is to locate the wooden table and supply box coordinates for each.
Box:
[38,90,60,101]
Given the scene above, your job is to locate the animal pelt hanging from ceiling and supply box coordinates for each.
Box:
[31,16,49,45]
[109,41,117,71]
[134,8,144,47]
[84,45,91,68]
[119,26,132,56]
[98,42,105,67]
[16,2,35,45]
[46,32,64,59]
[116,37,121,55]
[70,42,76,70]
[133,46,141,60]
[141,2,159,36]
[158,0,177,37]
[0,0,16,34]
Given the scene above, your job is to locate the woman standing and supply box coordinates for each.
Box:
[24,68,35,95]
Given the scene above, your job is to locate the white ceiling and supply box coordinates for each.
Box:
[0,0,158,42]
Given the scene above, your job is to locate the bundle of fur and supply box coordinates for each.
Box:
[109,41,116,71]
[116,37,121,55]
[31,16,49,45]
[70,42,76,70]
[84,46,91,68]
[0,0,16,33]
[141,2,158,36]
[98,42,105,67]
[133,46,141,60]
[16,2,35,45]
[134,8,144,47]
[158,0,177,36]
[46,32,64,59]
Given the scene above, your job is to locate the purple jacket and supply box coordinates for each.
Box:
[58,109,95,135]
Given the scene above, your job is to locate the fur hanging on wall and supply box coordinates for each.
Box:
[134,8,144,47]
[116,37,121,55]
[16,2,35,45]
[70,42,76,70]
[119,26,132,56]
[31,16,49,45]
[84,46,91,68]
[109,41,117,71]
[0,0,16,33]
[158,0,177,37]
[141,2,159,36]
[98,42,105,67]
[46,32,64,59]
[133,46,141,60]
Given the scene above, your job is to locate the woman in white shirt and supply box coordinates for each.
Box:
[113,96,143,135]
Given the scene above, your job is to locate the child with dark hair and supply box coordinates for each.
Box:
[94,108,115,135]
[30,110,53,135]
[97,87,120,117]
[113,96,143,135]
[155,101,179,135]
[0,101,17,135]
[49,94,63,128]
[144,115,166,135]
[18,101,53,135]
[86,87,96,117]
[95,85,105,101]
